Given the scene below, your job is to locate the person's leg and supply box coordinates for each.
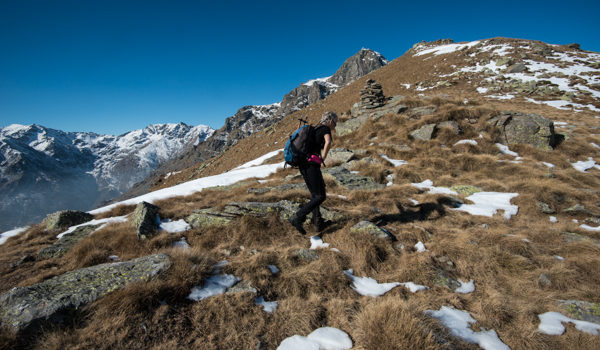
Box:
[290,165,326,234]
[295,164,326,221]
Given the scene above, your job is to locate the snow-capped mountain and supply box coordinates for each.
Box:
[0,123,213,231]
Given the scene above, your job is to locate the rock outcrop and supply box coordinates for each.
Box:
[409,124,437,141]
[37,224,100,259]
[0,254,171,333]
[42,210,94,231]
[350,221,394,239]
[322,166,385,190]
[187,200,345,229]
[487,111,558,150]
[131,202,160,239]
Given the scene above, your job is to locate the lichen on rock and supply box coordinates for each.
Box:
[0,254,171,333]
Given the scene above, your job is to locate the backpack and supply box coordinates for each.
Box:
[284,124,316,167]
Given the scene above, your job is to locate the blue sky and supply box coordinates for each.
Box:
[1,0,599,135]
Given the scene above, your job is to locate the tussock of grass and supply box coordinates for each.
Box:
[352,298,449,350]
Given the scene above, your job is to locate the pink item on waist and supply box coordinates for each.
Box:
[307,154,322,164]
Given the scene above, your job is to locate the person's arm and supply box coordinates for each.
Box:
[321,133,332,165]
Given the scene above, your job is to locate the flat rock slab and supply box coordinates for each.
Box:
[322,166,385,191]
[350,221,394,239]
[43,210,93,231]
[187,200,345,229]
[247,183,308,194]
[0,254,171,333]
[327,148,355,164]
[409,124,437,141]
[557,300,600,324]
[37,224,101,259]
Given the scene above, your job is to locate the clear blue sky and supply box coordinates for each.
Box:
[1,0,598,135]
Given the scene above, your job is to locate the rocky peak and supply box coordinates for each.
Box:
[329,49,388,86]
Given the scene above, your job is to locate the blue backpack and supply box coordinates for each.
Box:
[284,124,316,167]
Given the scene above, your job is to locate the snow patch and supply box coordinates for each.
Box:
[56,216,128,239]
[379,154,407,167]
[160,219,190,232]
[571,157,597,172]
[454,192,519,219]
[0,226,29,245]
[411,179,458,195]
[277,327,352,350]
[187,274,241,301]
[310,236,330,250]
[426,306,510,350]
[454,139,478,146]
[343,269,400,297]
[580,224,600,232]
[399,282,428,293]
[414,40,481,57]
[255,296,278,313]
[538,312,600,335]
[456,279,475,294]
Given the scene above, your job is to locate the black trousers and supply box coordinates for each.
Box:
[296,163,326,223]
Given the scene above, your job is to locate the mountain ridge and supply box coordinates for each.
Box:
[0,122,213,231]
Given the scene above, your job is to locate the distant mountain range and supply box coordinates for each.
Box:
[0,123,213,231]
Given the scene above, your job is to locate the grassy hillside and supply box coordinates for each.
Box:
[1,38,599,349]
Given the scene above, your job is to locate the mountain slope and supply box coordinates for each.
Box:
[162,37,599,180]
[0,123,213,231]
[122,49,388,198]
[1,37,599,349]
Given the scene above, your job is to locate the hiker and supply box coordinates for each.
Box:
[288,111,338,234]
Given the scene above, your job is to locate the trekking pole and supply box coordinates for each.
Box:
[297,117,308,129]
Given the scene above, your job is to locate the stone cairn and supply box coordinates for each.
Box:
[359,79,386,109]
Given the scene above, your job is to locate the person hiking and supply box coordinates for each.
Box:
[288,111,338,235]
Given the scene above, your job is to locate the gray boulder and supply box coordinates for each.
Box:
[557,300,600,324]
[327,148,355,164]
[131,202,160,239]
[42,210,93,231]
[335,114,370,137]
[562,232,600,247]
[248,183,308,194]
[408,106,437,120]
[225,281,258,295]
[350,221,394,239]
[37,224,101,259]
[409,124,437,141]
[487,111,558,150]
[433,268,461,291]
[0,254,171,333]
[323,166,385,190]
[187,200,345,229]
[506,63,527,73]
[438,121,462,135]
[296,249,320,262]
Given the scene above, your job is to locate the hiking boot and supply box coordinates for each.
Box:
[314,219,331,233]
[288,216,306,235]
